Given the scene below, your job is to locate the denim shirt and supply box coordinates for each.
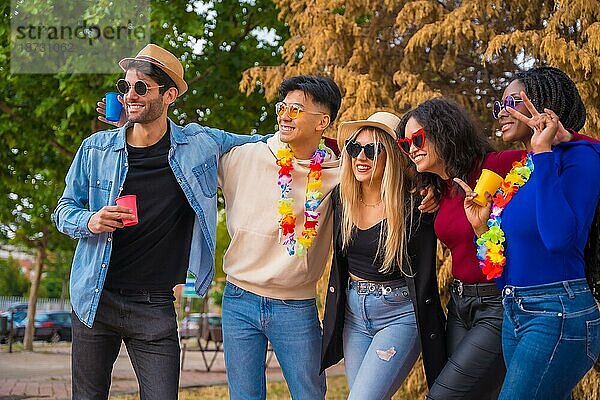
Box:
[52,119,267,327]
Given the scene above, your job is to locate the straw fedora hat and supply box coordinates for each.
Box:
[337,111,401,151]
[119,44,188,97]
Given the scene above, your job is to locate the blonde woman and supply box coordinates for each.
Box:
[320,112,446,398]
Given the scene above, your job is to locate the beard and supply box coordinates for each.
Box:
[126,96,164,124]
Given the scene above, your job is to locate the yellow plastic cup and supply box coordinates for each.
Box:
[473,169,504,206]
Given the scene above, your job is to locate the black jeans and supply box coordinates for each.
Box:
[71,288,180,400]
[427,287,505,400]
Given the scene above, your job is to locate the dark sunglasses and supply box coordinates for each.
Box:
[397,128,426,155]
[493,94,524,119]
[345,139,384,160]
[116,79,164,96]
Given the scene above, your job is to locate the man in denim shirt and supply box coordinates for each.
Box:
[52,44,264,400]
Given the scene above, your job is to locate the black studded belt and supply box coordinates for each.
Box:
[349,279,408,296]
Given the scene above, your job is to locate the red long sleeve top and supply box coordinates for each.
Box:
[434,150,524,283]
[433,131,597,284]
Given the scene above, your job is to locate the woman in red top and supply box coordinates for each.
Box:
[397,98,523,399]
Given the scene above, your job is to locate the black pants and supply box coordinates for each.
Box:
[427,288,505,400]
[71,289,180,400]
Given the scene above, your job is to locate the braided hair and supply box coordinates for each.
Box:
[510,66,586,130]
[513,67,599,300]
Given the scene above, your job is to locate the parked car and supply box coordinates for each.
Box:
[14,310,72,343]
[178,313,221,340]
[3,302,28,324]
[0,303,29,343]
[0,314,7,344]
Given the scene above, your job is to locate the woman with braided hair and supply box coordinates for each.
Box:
[456,66,600,399]
[496,66,590,146]
[495,66,600,300]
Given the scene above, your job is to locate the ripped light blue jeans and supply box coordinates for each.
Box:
[500,278,600,400]
[343,281,421,400]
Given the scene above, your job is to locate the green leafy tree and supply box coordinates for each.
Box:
[38,250,72,300]
[147,0,288,133]
[0,257,30,297]
[1,0,287,348]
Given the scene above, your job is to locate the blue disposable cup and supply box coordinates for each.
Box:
[105,92,123,122]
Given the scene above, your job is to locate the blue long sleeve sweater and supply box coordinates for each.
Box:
[497,141,600,288]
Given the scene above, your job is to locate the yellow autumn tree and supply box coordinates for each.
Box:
[241,0,600,137]
[241,1,600,399]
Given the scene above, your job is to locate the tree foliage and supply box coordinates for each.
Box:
[0,257,30,297]
[151,0,288,133]
[242,1,600,397]
[242,0,600,139]
[1,0,78,349]
[1,0,287,347]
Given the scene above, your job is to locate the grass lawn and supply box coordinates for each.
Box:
[113,375,348,399]
[112,374,417,399]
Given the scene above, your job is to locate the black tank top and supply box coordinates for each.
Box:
[346,220,406,283]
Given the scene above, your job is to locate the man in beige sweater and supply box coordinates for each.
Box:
[218,75,342,399]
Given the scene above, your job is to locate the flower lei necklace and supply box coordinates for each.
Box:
[276,139,327,256]
[476,153,534,279]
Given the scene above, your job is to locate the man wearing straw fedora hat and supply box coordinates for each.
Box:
[53,43,266,399]
[91,45,345,397]
[87,45,439,398]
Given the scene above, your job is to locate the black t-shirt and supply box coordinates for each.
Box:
[345,220,406,283]
[105,128,195,290]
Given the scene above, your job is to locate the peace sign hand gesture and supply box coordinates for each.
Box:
[529,108,560,153]
[506,91,560,153]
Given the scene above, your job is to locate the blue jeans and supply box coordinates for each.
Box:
[221,282,326,400]
[71,289,180,400]
[342,282,420,400]
[500,278,600,400]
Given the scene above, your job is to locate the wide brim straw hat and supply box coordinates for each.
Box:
[337,111,401,151]
[119,44,188,97]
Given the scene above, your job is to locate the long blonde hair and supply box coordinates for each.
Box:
[339,127,415,274]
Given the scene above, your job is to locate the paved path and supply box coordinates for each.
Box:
[0,342,343,399]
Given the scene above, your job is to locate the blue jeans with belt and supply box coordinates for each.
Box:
[500,278,600,400]
[343,280,420,400]
[221,281,326,400]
